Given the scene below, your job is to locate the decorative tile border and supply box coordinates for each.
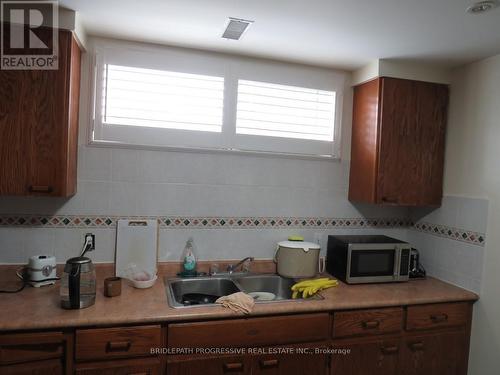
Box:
[412,221,486,247]
[0,214,412,230]
[0,215,485,246]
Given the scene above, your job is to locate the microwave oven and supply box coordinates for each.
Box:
[326,235,411,284]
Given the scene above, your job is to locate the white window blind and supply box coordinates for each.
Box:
[236,80,336,142]
[103,64,224,132]
[91,41,343,158]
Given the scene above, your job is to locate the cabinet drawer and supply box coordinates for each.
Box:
[167,356,250,375]
[0,332,64,365]
[0,359,64,375]
[75,325,161,361]
[168,313,330,348]
[333,307,403,338]
[76,357,161,375]
[406,302,469,331]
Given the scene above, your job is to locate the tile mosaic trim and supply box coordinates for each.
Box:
[412,221,486,247]
[0,215,486,245]
[0,214,412,229]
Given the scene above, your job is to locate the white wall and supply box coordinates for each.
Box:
[442,53,500,375]
[378,59,451,84]
[0,37,409,264]
[351,59,452,86]
[351,60,379,86]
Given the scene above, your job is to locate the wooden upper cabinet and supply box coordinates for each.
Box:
[348,77,448,206]
[0,29,81,197]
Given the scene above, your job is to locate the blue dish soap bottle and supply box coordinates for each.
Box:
[181,237,197,276]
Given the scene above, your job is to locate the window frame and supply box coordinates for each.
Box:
[234,79,340,156]
[88,39,344,159]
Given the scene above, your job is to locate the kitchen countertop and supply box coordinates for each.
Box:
[0,264,478,332]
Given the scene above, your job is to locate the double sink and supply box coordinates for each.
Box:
[165,274,323,308]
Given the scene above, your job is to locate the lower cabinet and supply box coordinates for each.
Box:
[0,331,67,375]
[0,359,63,375]
[251,352,328,375]
[73,325,163,375]
[166,314,331,375]
[75,357,161,375]
[330,303,472,375]
[167,350,329,375]
[330,330,469,375]
[400,330,468,375]
[331,338,400,375]
[167,356,250,375]
[0,302,474,375]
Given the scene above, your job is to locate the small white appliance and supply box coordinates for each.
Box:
[27,255,57,287]
[274,240,323,278]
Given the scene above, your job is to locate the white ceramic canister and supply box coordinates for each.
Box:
[274,241,323,278]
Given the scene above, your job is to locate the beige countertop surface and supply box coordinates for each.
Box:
[0,265,478,332]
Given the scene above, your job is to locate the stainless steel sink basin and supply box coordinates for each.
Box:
[167,277,240,308]
[232,274,295,301]
[165,274,324,308]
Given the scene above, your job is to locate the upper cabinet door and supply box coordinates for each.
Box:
[377,78,447,206]
[0,30,81,197]
[0,70,28,195]
[348,77,448,207]
[348,79,381,204]
[377,78,419,205]
[23,67,67,196]
[413,81,448,206]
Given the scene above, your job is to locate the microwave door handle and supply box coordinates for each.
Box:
[346,247,352,283]
[393,247,400,277]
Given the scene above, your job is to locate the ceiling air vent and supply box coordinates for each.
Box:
[467,0,499,14]
[222,17,254,40]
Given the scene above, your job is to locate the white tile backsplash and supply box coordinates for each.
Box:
[0,140,487,297]
[456,196,489,234]
[78,145,112,182]
[0,142,410,264]
[0,228,26,263]
[411,195,489,234]
[408,195,488,293]
[159,227,409,262]
[24,229,56,259]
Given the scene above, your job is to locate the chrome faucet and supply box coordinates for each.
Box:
[226,257,254,274]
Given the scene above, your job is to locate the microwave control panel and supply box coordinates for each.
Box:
[399,248,410,276]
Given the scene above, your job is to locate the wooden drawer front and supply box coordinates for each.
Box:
[167,356,250,375]
[168,313,330,348]
[76,357,161,375]
[0,332,64,365]
[333,307,403,338]
[406,302,469,331]
[0,359,63,375]
[75,325,161,361]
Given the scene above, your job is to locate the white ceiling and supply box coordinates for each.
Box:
[61,0,500,70]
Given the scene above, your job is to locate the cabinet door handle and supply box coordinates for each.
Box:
[381,346,399,355]
[128,373,148,375]
[106,340,131,352]
[430,313,448,323]
[362,320,380,329]
[409,342,424,351]
[28,185,53,193]
[223,362,244,372]
[260,359,279,368]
